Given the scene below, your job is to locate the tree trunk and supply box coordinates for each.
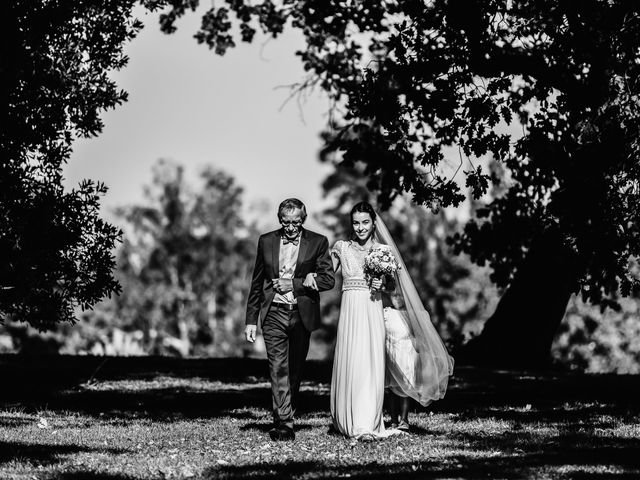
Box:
[461,228,579,368]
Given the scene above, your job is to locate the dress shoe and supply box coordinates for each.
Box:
[268,425,295,441]
[397,420,410,432]
[326,424,340,435]
[279,426,295,441]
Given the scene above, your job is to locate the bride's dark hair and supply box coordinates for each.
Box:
[349,201,377,240]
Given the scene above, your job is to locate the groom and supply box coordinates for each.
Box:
[245,198,335,441]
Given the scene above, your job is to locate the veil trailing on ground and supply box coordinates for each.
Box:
[374,214,455,406]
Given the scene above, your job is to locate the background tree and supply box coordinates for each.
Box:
[156,0,640,367]
[113,159,258,356]
[553,293,640,374]
[0,1,160,328]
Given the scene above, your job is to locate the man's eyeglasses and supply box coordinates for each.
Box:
[281,221,303,228]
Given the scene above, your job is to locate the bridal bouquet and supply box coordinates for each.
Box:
[363,245,400,283]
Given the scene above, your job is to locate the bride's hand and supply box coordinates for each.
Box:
[303,272,318,291]
[370,278,383,291]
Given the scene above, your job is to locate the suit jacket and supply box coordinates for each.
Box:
[245,228,335,331]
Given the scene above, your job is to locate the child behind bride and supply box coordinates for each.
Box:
[382,290,420,431]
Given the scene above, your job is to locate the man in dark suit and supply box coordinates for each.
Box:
[245,198,335,441]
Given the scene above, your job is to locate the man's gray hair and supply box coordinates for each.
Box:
[278,198,307,222]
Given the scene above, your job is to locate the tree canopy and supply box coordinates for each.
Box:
[0,1,157,327]
[157,0,640,311]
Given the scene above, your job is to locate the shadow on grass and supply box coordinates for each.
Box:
[201,405,640,479]
[568,475,640,479]
[1,357,639,420]
[0,414,33,427]
[239,421,317,432]
[201,443,640,479]
[45,472,136,480]
[2,355,640,478]
[0,355,333,419]
[23,387,329,420]
[0,440,127,467]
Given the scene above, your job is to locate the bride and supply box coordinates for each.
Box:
[325,201,454,439]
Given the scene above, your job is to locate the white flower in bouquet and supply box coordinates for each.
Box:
[363,244,400,282]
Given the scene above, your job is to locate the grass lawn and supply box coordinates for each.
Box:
[0,355,639,479]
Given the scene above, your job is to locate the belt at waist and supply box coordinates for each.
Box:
[272,302,298,311]
[342,278,370,291]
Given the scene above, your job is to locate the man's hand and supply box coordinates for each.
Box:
[303,272,318,291]
[245,325,257,343]
[272,278,293,294]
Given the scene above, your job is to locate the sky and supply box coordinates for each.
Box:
[64,6,334,233]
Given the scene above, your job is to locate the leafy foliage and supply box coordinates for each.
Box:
[111,159,259,356]
[554,294,640,374]
[0,1,151,327]
[154,0,640,310]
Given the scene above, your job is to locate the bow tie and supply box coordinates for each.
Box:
[282,237,300,246]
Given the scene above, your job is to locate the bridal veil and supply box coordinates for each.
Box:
[374,213,455,406]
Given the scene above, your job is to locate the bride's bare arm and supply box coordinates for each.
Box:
[331,253,341,272]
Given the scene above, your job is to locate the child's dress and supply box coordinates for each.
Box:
[384,307,419,397]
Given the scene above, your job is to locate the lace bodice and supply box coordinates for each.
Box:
[332,240,378,290]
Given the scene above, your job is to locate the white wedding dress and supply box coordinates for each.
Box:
[330,216,454,438]
[330,240,395,438]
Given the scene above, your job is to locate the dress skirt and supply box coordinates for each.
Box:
[384,307,419,397]
[330,289,392,438]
